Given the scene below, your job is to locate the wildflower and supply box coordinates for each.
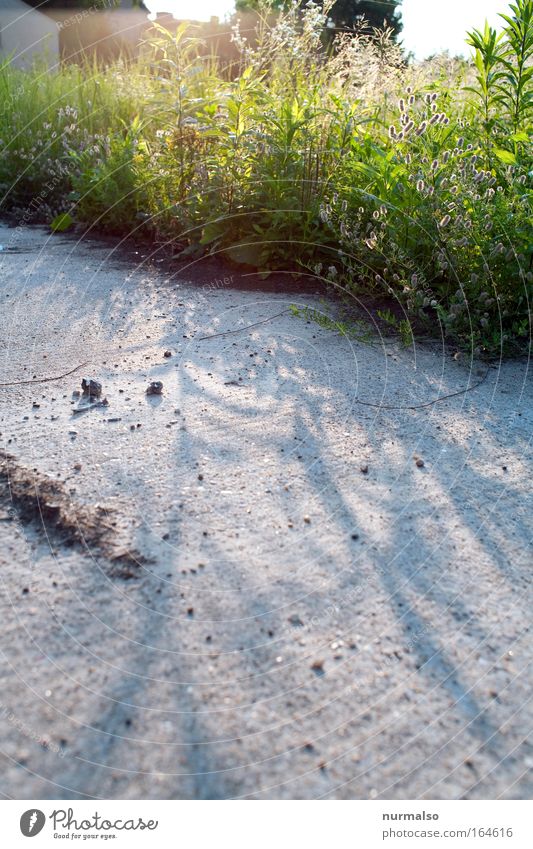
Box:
[429,113,440,125]
[399,98,405,112]
[409,95,415,106]
[416,180,425,193]
[415,121,427,136]
[431,159,439,170]
[439,215,451,228]
[404,120,415,135]
[388,125,397,139]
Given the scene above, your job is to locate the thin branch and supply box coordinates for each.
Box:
[0,362,88,388]
[353,368,491,411]
[197,311,290,341]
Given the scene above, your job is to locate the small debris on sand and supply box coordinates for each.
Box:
[81,378,102,398]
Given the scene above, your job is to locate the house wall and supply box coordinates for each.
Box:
[0,3,59,69]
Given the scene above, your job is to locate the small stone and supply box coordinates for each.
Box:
[81,378,102,398]
[288,614,304,627]
[360,464,369,474]
[146,381,163,395]
[163,350,172,358]
[303,515,311,524]
[351,532,359,540]
[32,402,40,409]
[73,463,82,471]
[198,473,204,481]
[311,660,324,675]
[414,456,425,468]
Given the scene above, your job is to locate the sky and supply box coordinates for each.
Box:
[144,0,508,59]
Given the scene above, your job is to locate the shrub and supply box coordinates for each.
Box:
[0,1,530,355]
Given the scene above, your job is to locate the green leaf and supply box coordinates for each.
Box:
[494,148,517,165]
[50,212,73,233]
[224,243,260,266]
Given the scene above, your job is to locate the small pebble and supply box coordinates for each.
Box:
[360,464,369,474]
[288,614,304,627]
[146,381,163,395]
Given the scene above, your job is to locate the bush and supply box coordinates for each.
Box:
[0,0,531,355]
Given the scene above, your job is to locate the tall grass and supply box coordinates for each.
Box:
[0,0,531,355]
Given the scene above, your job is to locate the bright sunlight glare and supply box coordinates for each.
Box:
[144,0,509,58]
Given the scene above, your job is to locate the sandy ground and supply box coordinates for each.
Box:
[0,222,531,800]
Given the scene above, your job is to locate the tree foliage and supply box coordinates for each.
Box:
[235,0,403,39]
